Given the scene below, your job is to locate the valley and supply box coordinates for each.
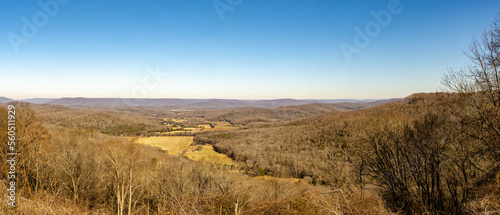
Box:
[1,91,500,214]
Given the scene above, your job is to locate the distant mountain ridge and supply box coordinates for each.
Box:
[1,97,401,109]
[0,97,14,103]
[0,97,57,104]
[44,97,399,108]
[20,98,57,104]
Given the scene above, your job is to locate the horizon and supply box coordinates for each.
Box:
[2,1,499,99]
[2,96,398,101]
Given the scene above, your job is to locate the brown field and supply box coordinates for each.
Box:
[202,125,239,132]
[160,131,193,135]
[170,118,187,123]
[198,124,212,128]
[123,136,139,142]
[215,121,232,126]
[134,136,193,156]
[133,136,233,166]
[182,127,199,131]
[184,144,234,165]
[255,175,303,183]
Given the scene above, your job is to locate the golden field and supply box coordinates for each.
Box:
[202,125,239,132]
[184,144,234,165]
[134,136,193,156]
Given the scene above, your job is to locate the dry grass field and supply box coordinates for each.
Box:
[182,127,199,131]
[202,125,239,132]
[255,175,303,183]
[215,121,232,126]
[133,136,233,166]
[198,124,212,128]
[124,136,138,142]
[134,136,193,156]
[160,131,194,135]
[184,144,234,165]
[171,118,187,123]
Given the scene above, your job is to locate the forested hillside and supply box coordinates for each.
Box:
[195,92,500,214]
[2,93,499,214]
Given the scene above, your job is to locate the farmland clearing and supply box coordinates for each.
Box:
[132,136,234,165]
[184,144,234,165]
[134,136,193,156]
[201,125,239,132]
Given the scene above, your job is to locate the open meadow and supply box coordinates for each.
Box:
[184,144,234,165]
[132,135,234,166]
[134,136,193,156]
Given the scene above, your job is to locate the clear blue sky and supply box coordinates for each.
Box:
[1,0,499,100]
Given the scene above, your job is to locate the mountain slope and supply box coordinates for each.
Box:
[20,98,57,104]
[46,97,400,109]
[0,97,14,103]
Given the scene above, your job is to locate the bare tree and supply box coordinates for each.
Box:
[442,14,500,160]
[13,103,49,198]
[50,131,100,204]
[105,140,142,215]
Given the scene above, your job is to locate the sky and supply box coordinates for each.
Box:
[1,0,499,100]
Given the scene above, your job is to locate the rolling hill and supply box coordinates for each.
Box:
[43,97,399,109]
[0,97,13,103]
